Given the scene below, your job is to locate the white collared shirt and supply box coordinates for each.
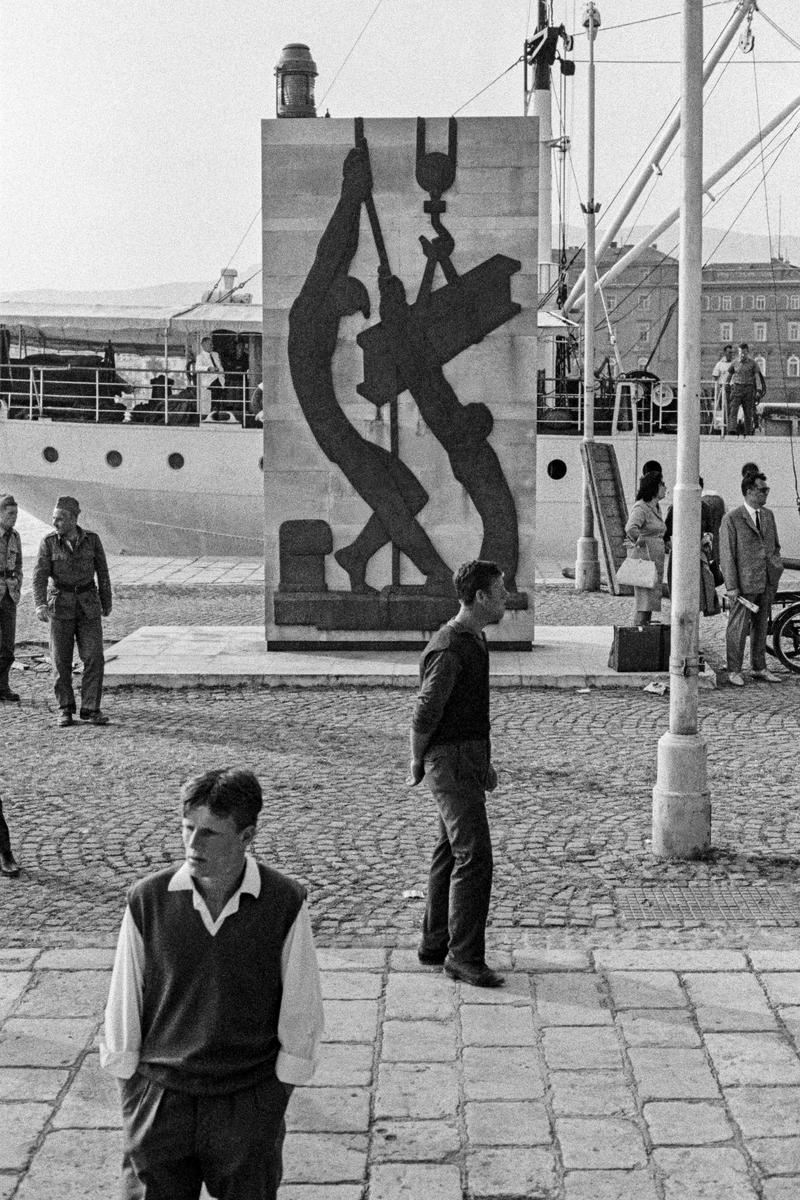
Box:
[99,855,324,1084]
[743,500,760,528]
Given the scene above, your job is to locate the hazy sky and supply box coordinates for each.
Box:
[1,0,797,293]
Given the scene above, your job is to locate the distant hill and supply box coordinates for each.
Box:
[1,264,261,308]
[2,231,797,306]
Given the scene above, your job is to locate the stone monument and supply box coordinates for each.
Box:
[262,115,539,648]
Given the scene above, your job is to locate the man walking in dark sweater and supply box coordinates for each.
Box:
[409,560,508,988]
[101,768,324,1200]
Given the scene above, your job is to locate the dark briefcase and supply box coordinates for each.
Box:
[610,624,670,672]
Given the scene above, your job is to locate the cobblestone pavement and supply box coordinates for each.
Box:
[1,648,797,944]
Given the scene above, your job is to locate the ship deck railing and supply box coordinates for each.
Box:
[0,365,260,428]
[537,377,800,438]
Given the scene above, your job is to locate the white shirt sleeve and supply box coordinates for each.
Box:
[275,901,325,1085]
[98,906,144,1078]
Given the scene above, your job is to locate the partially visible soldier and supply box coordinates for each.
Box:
[32,496,113,727]
[0,494,23,703]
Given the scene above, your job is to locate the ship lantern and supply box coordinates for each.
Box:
[275,44,318,118]
[582,3,601,31]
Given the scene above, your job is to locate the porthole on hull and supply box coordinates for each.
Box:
[168,453,184,470]
[42,446,59,463]
[106,450,122,468]
[546,458,567,480]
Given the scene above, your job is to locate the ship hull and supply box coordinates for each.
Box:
[2,419,798,561]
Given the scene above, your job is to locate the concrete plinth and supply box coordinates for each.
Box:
[651,731,711,860]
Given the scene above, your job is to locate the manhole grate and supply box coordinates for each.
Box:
[616,885,800,924]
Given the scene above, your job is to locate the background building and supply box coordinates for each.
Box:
[701,258,800,421]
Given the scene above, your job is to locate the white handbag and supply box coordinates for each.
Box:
[615,554,658,589]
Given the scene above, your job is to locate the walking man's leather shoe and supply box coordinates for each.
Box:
[443,957,505,988]
[751,669,781,682]
[57,711,74,727]
[81,711,110,726]
[727,672,745,687]
[0,853,20,877]
[0,689,20,702]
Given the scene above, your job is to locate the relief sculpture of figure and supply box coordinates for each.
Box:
[288,147,453,596]
[376,271,519,591]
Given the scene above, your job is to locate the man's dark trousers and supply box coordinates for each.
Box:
[50,612,104,714]
[728,386,756,436]
[0,799,12,857]
[120,1073,289,1200]
[0,592,17,693]
[421,739,493,966]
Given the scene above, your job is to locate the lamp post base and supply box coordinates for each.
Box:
[652,731,711,859]
[574,536,601,592]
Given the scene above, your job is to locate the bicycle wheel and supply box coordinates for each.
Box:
[772,602,800,674]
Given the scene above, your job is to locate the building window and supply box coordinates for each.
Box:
[637,294,651,310]
[788,356,800,379]
[790,295,800,310]
[721,294,732,311]
[703,295,711,311]
[788,321,800,342]
[755,356,766,378]
[754,322,767,342]
[720,322,733,342]
[606,294,617,310]
[737,296,744,310]
[637,324,650,345]
[754,295,766,310]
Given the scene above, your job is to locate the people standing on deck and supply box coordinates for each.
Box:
[712,344,734,433]
[726,343,765,437]
[0,495,22,703]
[32,497,113,727]
[195,337,225,421]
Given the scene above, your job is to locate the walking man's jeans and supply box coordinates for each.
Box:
[50,614,104,714]
[0,592,16,692]
[421,739,493,966]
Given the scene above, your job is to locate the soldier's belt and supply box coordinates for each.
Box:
[56,582,96,594]
[2,570,17,578]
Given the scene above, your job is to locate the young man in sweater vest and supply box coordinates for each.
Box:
[101,768,324,1200]
[409,559,508,989]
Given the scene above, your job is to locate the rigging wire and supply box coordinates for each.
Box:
[757,5,800,54]
[574,0,733,37]
[749,48,800,507]
[318,0,386,108]
[452,56,524,116]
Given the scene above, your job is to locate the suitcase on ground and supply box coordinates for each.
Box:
[610,624,670,672]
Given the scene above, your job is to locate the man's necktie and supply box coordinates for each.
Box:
[755,511,761,535]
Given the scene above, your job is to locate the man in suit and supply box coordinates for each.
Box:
[719,471,783,686]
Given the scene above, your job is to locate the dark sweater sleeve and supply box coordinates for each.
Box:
[93,534,112,610]
[411,649,461,737]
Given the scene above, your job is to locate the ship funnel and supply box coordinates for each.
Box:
[275,44,318,118]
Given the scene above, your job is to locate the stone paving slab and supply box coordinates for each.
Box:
[102,624,668,690]
[3,938,800,1198]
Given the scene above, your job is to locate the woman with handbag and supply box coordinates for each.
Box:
[623,470,668,626]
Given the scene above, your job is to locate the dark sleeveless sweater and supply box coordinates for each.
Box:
[128,862,306,1095]
[416,623,490,747]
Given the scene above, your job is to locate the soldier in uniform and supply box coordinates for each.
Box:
[32,496,113,727]
[0,494,23,703]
